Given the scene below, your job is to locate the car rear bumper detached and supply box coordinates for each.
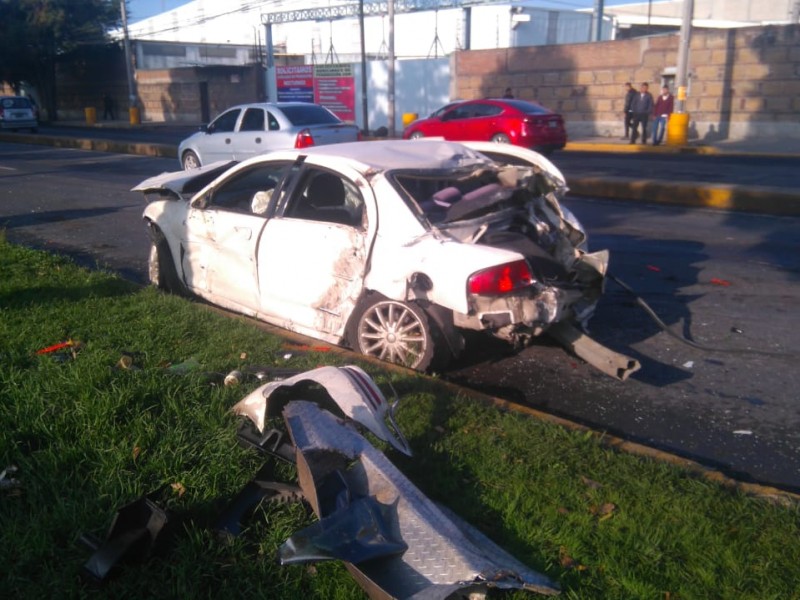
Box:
[457,284,593,339]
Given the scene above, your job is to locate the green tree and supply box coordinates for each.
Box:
[0,0,121,120]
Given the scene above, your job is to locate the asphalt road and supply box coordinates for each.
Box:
[36,124,800,190]
[2,141,799,493]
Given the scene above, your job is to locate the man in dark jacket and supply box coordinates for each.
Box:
[629,82,654,144]
[623,82,636,139]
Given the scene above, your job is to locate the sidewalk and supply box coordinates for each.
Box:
[565,134,800,159]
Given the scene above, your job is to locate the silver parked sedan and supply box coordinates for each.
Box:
[177,102,361,170]
[134,139,627,375]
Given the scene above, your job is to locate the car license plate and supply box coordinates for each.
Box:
[548,120,558,128]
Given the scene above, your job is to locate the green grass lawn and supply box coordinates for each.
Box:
[1,237,799,599]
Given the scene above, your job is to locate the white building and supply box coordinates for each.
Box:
[126,0,608,67]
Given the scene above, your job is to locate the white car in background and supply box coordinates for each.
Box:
[0,96,38,132]
[177,102,361,170]
[135,139,610,372]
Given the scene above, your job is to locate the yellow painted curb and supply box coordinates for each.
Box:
[568,176,800,217]
[564,140,800,159]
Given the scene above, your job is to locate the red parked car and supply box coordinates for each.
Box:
[402,98,567,154]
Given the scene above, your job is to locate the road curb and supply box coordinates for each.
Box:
[567,176,800,217]
[0,131,177,159]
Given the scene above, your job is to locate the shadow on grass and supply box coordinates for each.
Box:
[391,385,564,588]
[0,279,137,310]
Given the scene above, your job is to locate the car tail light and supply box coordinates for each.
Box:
[468,260,534,295]
[357,130,363,141]
[295,128,314,148]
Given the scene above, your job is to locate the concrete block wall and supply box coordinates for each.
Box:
[452,23,800,142]
[136,65,264,123]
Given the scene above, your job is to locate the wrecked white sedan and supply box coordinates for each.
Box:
[135,139,617,373]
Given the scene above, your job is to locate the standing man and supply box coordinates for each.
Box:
[651,85,674,145]
[623,82,636,139]
[629,82,654,144]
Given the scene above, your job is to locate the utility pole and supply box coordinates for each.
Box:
[120,0,139,123]
[675,0,693,114]
[668,0,693,145]
[359,0,369,135]
[388,0,395,137]
[593,0,605,42]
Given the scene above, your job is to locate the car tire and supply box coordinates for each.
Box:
[148,226,185,295]
[409,131,425,140]
[491,133,511,144]
[346,295,447,372]
[182,150,201,170]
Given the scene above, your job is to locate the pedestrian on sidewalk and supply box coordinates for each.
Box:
[102,93,115,120]
[629,82,653,144]
[622,82,636,139]
[651,85,674,145]
[503,87,514,99]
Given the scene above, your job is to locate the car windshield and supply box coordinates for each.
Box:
[1,97,32,109]
[281,105,341,126]
[501,99,552,115]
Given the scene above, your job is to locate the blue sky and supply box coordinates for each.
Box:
[128,0,638,23]
[128,0,191,22]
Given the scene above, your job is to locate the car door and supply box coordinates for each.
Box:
[469,102,504,140]
[181,161,291,313]
[231,107,266,161]
[199,108,241,162]
[438,104,472,140]
[256,165,373,340]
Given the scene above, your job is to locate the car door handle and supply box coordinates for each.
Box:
[255,137,261,144]
[225,138,231,144]
[234,226,252,240]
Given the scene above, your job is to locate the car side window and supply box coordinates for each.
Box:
[472,104,502,117]
[442,106,468,121]
[240,108,265,132]
[284,169,365,228]
[267,111,280,131]
[208,109,240,134]
[206,162,291,215]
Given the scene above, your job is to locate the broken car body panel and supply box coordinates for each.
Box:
[282,400,561,598]
[138,139,614,372]
[232,365,412,456]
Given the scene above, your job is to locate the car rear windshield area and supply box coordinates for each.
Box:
[393,170,520,226]
[1,97,32,109]
[502,99,552,115]
[282,105,341,126]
